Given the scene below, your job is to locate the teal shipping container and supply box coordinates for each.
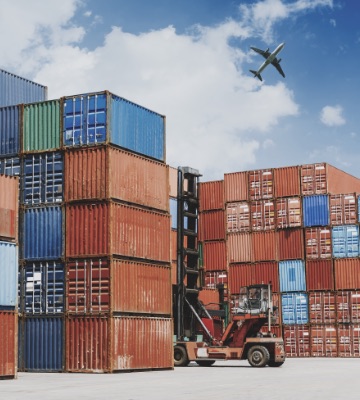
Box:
[279,260,306,292]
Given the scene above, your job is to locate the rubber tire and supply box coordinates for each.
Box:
[247,345,270,368]
[268,360,284,367]
[196,360,215,367]
[174,346,190,367]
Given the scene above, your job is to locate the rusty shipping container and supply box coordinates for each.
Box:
[249,169,274,200]
[66,258,171,315]
[199,180,224,212]
[306,260,334,291]
[202,241,227,272]
[226,202,250,233]
[0,174,18,242]
[305,227,332,259]
[66,201,170,262]
[308,292,336,324]
[227,232,251,263]
[199,210,225,241]
[66,315,173,372]
[251,231,277,262]
[283,325,310,357]
[310,325,338,357]
[0,311,17,378]
[250,200,275,231]
[274,165,301,198]
[334,258,360,290]
[336,291,351,323]
[277,228,304,260]
[330,193,357,225]
[276,197,302,229]
[224,171,248,202]
[337,324,360,357]
[65,146,169,211]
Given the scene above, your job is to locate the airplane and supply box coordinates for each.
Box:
[249,42,285,81]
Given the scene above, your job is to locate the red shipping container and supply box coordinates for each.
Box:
[227,232,251,263]
[204,271,228,289]
[310,325,338,357]
[330,193,357,225]
[67,258,171,315]
[171,261,177,286]
[66,201,170,262]
[353,325,360,357]
[305,227,332,260]
[283,325,310,357]
[306,260,334,291]
[277,228,304,260]
[198,210,225,241]
[199,180,224,211]
[251,231,277,262]
[308,292,336,324]
[170,229,177,262]
[337,324,353,357]
[0,174,18,242]
[336,291,351,323]
[334,258,360,290]
[260,325,283,338]
[274,166,300,198]
[65,146,169,211]
[203,241,227,271]
[0,311,17,378]
[199,288,220,310]
[350,291,360,323]
[224,171,248,202]
[226,202,250,233]
[252,262,280,293]
[250,200,275,231]
[276,197,302,229]
[249,169,274,200]
[229,263,252,294]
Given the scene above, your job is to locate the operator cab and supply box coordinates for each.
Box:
[232,284,269,315]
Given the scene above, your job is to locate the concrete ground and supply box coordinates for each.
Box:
[1,358,358,400]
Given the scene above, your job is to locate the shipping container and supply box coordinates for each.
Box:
[336,291,351,323]
[276,197,302,229]
[337,324,353,357]
[20,261,64,315]
[0,174,18,241]
[66,315,173,372]
[0,311,17,378]
[283,325,310,357]
[250,200,275,231]
[64,146,169,211]
[259,325,282,338]
[330,193,357,225]
[0,156,20,176]
[310,325,337,357]
[202,241,227,271]
[63,91,165,162]
[224,171,248,202]
[308,292,336,324]
[22,100,61,152]
[304,227,332,259]
[0,69,47,107]
[199,180,224,211]
[249,169,274,200]
[21,316,64,371]
[281,292,308,324]
[66,201,170,262]
[168,166,177,198]
[301,163,360,195]
[227,232,251,263]
[350,291,360,323]
[66,258,171,315]
[170,197,177,229]
[0,242,18,307]
[226,202,250,233]
[251,231,277,262]
[228,263,252,294]
[279,260,306,292]
[0,105,20,156]
[274,165,300,198]
[199,210,225,241]
[22,206,63,260]
[23,152,63,205]
[204,271,228,289]
[199,288,220,310]
[302,195,329,227]
[277,228,304,260]
[306,260,334,291]
[332,226,359,258]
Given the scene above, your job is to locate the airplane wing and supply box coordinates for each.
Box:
[271,57,285,78]
[250,46,271,59]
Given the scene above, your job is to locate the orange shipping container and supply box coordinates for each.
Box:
[329,193,357,225]
[276,197,302,229]
[306,260,334,291]
[203,241,227,271]
[224,171,248,202]
[334,258,360,290]
[198,210,225,241]
[199,180,224,211]
[305,227,332,259]
[226,202,250,233]
[274,166,300,198]
[310,325,338,357]
[0,174,18,242]
[227,232,251,263]
[249,169,274,200]
[65,146,169,211]
[0,311,17,378]
[251,231,277,262]
[283,325,310,357]
[277,228,304,260]
[250,200,275,231]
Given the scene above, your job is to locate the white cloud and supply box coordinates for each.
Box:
[329,19,336,27]
[320,105,346,127]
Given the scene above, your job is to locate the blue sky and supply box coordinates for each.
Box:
[0,0,359,181]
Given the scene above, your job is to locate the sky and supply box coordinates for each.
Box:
[0,0,359,182]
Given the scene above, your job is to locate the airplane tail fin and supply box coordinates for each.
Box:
[249,70,262,81]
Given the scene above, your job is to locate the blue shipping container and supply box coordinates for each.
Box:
[281,292,309,325]
[332,225,359,258]
[0,156,20,176]
[21,261,64,314]
[279,260,306,292]
[23,152,63,205]
[63,91,165,161]
[0,105,20,156]
[0,69,47,107]
[303,195,329,227]
[22,316,64,371]
[0,241,18,307]
[23,206,63,260]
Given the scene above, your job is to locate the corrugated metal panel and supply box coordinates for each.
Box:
[226,202,250,233]
[306,260,334,291]
[23,152,63,205]
[21,261,64,314]
[303,195,329,227]
[0,156,20,176]
[0,242,18,307]
[250,200,275,231]
[310,325,337,357]
[23,316,64,371]
[0,105,20,156]
[332,225,359,258]
[281,292,308,325]
[227,233,251,263]
[224,171,248,202]
[202,241,227,271]
[249,169,274,200]
[336,291,351,323]
[0,311,17,377]
[283,325,310,357]
[199,289,220,310]
[199,181,224,211]
[0,174,18,241]
[170,229,177,262]
[276,197,302,229]
[23,206,63,260]
[279,260,306,292]
[305,227,332,259]
[334,258,360,289]
[229,264,252,294]
[277,228,304,260]
[199,210,225,241]
[252,262,279,292]
[337,324,360,357]
[22,100,61,152]
[330,193,357,225]
[309,292,336,324]
[326,164,360,194]
[274,166,300,197]
[251,231,277,262]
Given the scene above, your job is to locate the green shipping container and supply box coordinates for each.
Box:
[23,100,61,152]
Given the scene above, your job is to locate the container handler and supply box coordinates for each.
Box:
[173,167,285,368]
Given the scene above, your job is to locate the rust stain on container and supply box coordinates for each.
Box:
[334,258,360,290]
[276,197,302,229]
[277,228,304,260]
[199,288,220,310]
[199,180,224,211]
[250,200,275,231]
[203,240,227,271]
[251,231,277,262]
[224,171,248,202]
[227,232,251,263]
[249,169,274,200]
[306,260,334,291]
[305,227,332,260]
[0,175,18,242]
[283,325,310,357]
[226,202,250,233]
[199,210,225,241]
[308,292,336,324]
[330,193,357,225]
[0,311,17,378]
[310,325,338,357]
[274,166,300,198]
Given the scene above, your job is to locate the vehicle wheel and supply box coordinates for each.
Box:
[174,346,189,367]
[247,346,270,368]
[196,360,215,367]
[268,360,284,367]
